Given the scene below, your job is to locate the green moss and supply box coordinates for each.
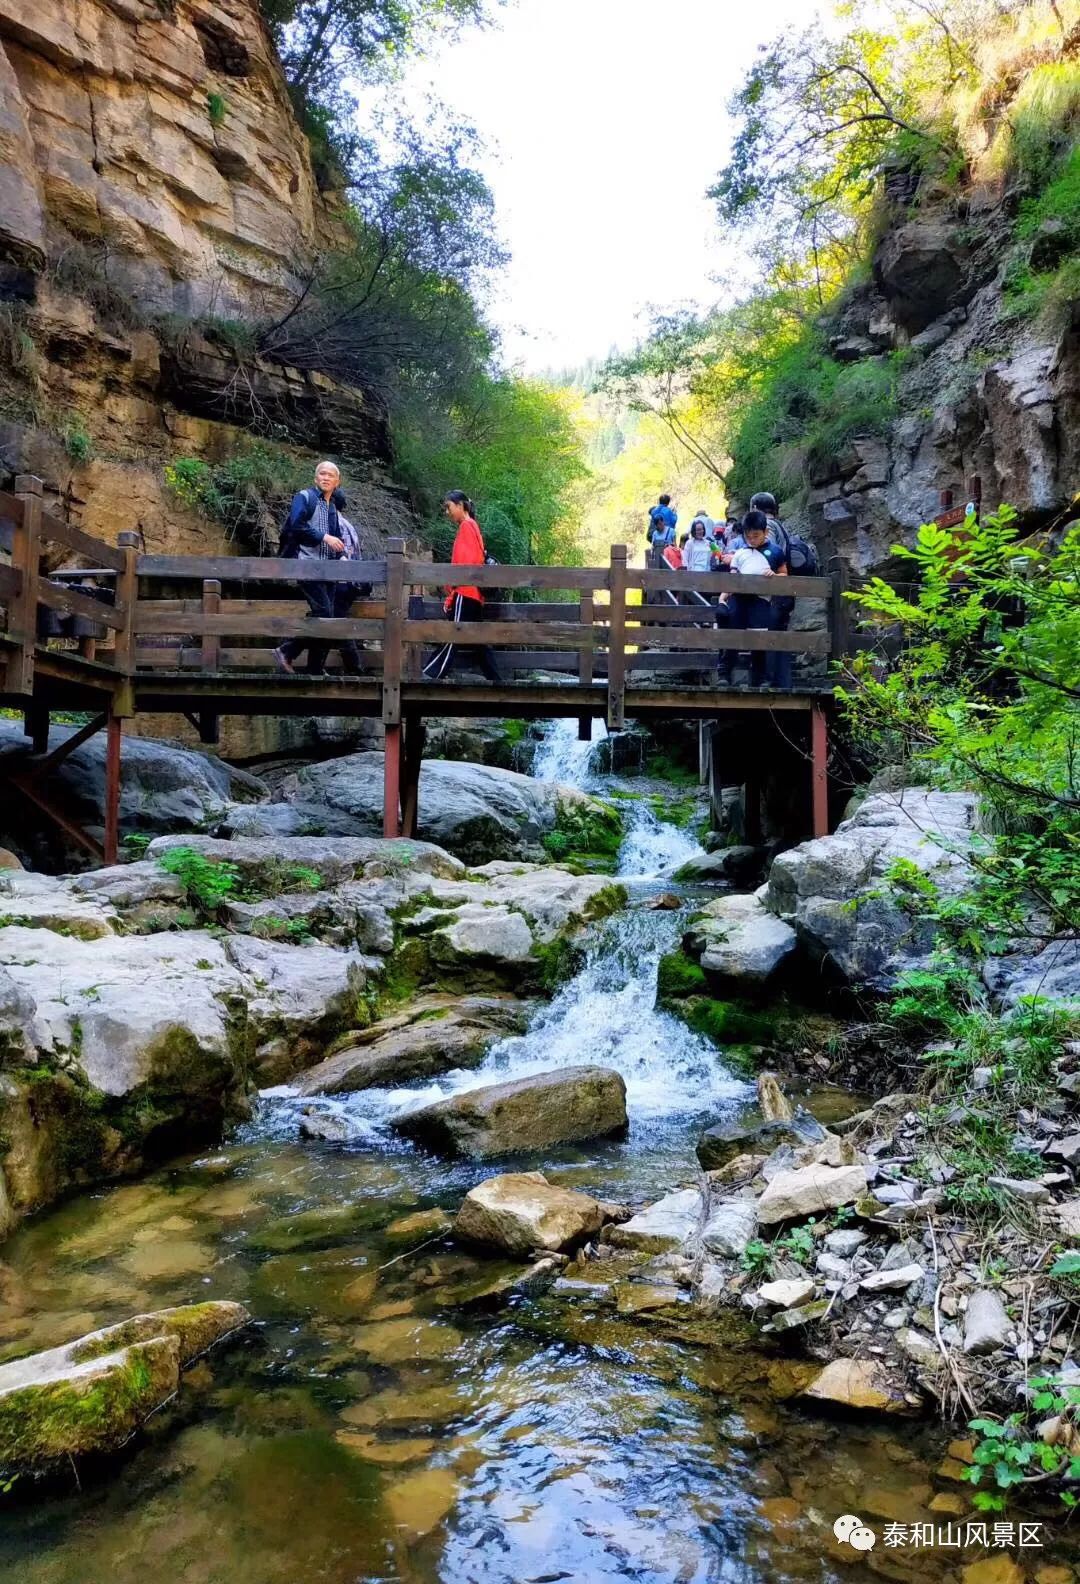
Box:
[0,1342,169,1472]
[656,952,707,1002]
[677,995,778,1049]
[543,797,623,867]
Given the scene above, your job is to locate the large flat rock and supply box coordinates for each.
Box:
[293,996,531,1095]
[0,1301,249,1473]
[391,1066,629,1159]
[229,753,620,866]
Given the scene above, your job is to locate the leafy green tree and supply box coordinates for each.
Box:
[394,374,590,568]
[839,505,1080,946]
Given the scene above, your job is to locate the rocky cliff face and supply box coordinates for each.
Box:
[0,0,409,561]
[791,197,1080,578]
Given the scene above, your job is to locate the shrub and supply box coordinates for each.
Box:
[62,419,94,463]
[207,91,228,127]
[157,846,239,917]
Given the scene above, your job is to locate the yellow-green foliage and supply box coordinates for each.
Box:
[987,58,1080,181]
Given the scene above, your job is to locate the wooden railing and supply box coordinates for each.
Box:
[0,480,849,729]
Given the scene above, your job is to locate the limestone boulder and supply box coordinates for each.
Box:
[763,790,980,990]
[674,847,765,886]
[0,723,267,857]
[687,893,798,991]
[391,1066,629,1159]
[799,1357,915,1414]
[0,1301,249,1473]
[292,996,531,1095]
[454,1171,611,1255]
[757,1162,868,1226]
[701,1197,758,1257]
[697,1108,826,1171]
[963,1289,1011,1356]
[261,752,619,866]
[982,938,1080,1010]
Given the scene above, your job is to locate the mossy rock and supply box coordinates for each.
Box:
[249,1202,395,1254]
[542,797,623,866]
[0,1300,249,1476]
[656,952,708,1002]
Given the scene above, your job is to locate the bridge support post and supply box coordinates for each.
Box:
[383,723,401,838]
[811,703,829,838]
[401,715,425,840]
[104,710,122,865]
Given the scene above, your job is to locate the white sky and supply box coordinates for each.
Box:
[374,0,820,372]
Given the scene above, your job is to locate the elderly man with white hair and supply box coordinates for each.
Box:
[274,460,370,676]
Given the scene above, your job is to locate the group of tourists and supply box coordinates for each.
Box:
[646,490,818,688]
[268,461,814,691]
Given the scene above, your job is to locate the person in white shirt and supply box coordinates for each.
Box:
[717,510,787,685]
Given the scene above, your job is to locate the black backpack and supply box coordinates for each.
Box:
[775,518,819,576]
[482,551,508,606]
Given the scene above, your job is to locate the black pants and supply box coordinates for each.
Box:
[767,599,795,689]
[279,582,362,675]
[423,594,501,682]
[717,594,770,684]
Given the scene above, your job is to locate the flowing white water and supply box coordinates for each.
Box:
[264,718,748,1151]
[531,717,705,880]
[530,714,606,785]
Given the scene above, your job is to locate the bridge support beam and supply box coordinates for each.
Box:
[383,723,402,838]
[104,711,122,866]
[811,704,829,838]
[401,715,425,840]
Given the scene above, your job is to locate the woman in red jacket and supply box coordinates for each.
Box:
[422,491,502,681]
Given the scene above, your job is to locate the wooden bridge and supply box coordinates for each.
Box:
[0,476,849,864]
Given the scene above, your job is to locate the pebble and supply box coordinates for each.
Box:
[823,1229,867,1256]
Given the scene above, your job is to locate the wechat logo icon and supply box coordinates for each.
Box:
[833,1514,877,1552]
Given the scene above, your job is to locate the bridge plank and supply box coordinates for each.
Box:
[402,562,609,591]
[403,619,609,650]
[136,555,387,583]
[135,612,385,639]
[628,569,830,597]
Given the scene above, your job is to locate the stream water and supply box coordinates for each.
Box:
[0,725,985,1583]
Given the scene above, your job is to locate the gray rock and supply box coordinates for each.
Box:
[292,996,529,1095]
[298,1108,351,1143]
[266,752,620,866]
[606,1189,703,1253]
[763,790,980,991]
[674,847,764,886]
[757,1162,868,1226]
[860,1264,925,1292]
[963,1289,1011,1355]
[896,1327,940,1368]
[687,893,798,989]
[824,1228,868,1257]
[986,1176,1051,1204]
[390,1066,628,1160]
[0,721,267,854]
[697,1109,824,1171]
[701,1197,758,1257]
[983,939,1080,1011]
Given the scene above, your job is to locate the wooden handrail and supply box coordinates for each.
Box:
[2,501,852,692]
